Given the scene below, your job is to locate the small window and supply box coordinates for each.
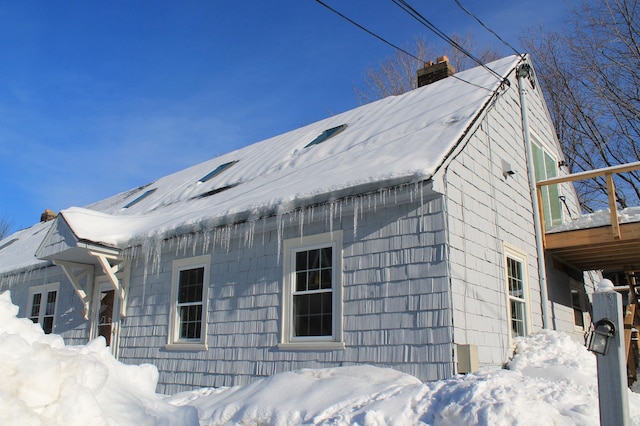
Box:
[198,161,238,184]
[27,283,59,334]
[167,255,210,350]
[123,188,157,209]
[504,245,530,339]
[570,280,587,329]
[304,124,348,148]
[280,232,344,350]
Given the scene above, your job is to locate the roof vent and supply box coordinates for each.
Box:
[417,56,455,87]
[40,209,57,222]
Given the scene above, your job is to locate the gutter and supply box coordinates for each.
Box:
[517,62,551,329]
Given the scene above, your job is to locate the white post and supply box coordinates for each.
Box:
[592,279,630,426]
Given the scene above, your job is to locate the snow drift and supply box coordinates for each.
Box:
[2,289,640,425]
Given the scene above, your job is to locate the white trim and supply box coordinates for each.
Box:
[281,231,344,350]
[167,254,211,350]
[503,243,532,341]
[27,282,60,334]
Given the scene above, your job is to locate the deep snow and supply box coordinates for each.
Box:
[2,290,640,426]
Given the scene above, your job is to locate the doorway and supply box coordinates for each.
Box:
[92,279,120,357]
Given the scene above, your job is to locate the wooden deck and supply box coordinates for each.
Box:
[538,162,640,385]
[538,162,640,273]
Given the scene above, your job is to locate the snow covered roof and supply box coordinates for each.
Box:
[0,55,523,274]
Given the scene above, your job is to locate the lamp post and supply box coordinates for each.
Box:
[588,279,630,426]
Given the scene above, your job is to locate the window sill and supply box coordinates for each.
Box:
[164,342,208,352]
[278,341,345,351]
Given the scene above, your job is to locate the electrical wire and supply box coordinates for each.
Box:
[390,0,505,82]
[451,0,525,60]
[314,0,497,92]
[314,0,423,63]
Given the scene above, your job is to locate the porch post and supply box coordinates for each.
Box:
[592,279,630,426]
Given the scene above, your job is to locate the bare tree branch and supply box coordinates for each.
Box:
[523,0,640,211]
[354,33,500,104]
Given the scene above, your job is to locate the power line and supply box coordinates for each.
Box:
[451,0,524,59]
[314,0,423,63]
[390,0,505,82]
[314,0,497,92]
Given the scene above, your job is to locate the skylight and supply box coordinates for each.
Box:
[194,183,239,199]
[0,239,18,251]
[304,124,348,148]
[122,188,157,209]
[198,161,238,184]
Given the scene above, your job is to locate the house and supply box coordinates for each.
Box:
[0,54,597,394]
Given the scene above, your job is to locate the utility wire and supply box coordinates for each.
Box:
[314,0,496,92]
[314,0,423,63]
[451,0,524,59]
[390,0,506,82]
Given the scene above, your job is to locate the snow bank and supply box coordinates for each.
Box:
[168,330,640,426]
[0,291,198,426]
[4,290,640,425]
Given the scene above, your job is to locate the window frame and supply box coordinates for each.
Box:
[27,283,60,334]
[166,255,211,351]
[503,244,532,341]
[280,232,344,350]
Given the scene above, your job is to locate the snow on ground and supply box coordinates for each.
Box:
[2,289,640,426]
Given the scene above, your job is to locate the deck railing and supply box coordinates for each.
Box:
[536,161,640,239]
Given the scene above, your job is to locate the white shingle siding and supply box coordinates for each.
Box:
[108,187,452,393]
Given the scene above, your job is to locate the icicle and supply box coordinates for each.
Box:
[329,201,335,235]
[276,212,284,264]
[420,182,425,233]
[225,225,232,253]
[353,197,359,239]
[299,209,305,239]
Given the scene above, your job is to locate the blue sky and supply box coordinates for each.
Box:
[0,0,569,233]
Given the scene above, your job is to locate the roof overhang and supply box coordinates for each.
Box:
[35,214,121,265]
[34,214,129,319]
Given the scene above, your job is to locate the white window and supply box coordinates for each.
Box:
[167,255,210,350]
[280,232,344,350]
[504,245,530,339]
[28,283,59,334]
[531,136,563,228]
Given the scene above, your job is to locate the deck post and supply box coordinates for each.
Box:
[606,173,621,239]
[592,280,630,426]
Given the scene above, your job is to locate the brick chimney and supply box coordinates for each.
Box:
[417,56,455,87]
[40,209,57,222]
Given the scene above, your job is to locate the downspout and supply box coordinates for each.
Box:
[517,62,551,329]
